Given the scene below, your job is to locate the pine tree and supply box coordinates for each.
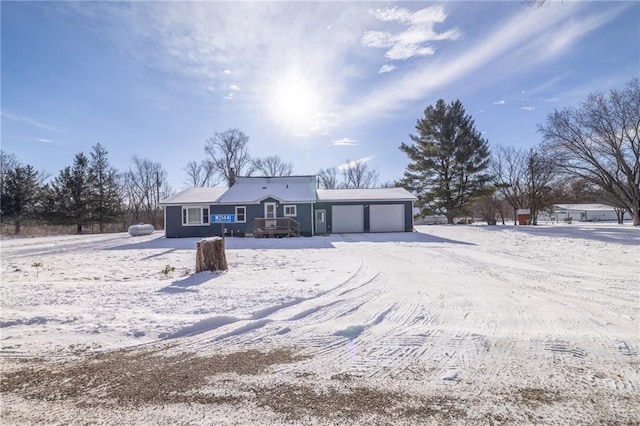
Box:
[0,165,41,234]
[400,99,491,224]
[89,144,122,232]
[51,153,92,234]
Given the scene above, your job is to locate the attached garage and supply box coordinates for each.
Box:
[316,188,417,234]
[370,204,405,232]
[331,205,364,233]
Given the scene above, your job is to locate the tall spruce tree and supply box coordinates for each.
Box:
[89,144,122,232]
[0,165,41,234]
[400,99,491,224]
[51,153,92,234]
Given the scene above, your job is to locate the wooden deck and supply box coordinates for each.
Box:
[254,217,300,238]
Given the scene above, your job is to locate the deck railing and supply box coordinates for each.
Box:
[254,217,301,238]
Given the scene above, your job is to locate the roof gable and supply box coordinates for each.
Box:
[217,175,317,204]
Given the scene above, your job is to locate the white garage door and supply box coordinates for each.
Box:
[370,204,405,232]
[332,205,364,233]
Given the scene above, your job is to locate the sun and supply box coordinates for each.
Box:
[267,70,323,134]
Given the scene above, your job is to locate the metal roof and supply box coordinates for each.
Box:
[216,175,317,204]
[160,180,418,206]
[554,203,618,211]
[159,187,228,205]
[317,187,417,202]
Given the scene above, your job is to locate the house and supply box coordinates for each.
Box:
[159,175,417,238]
[548,204,631,223]
[210,175,317,237]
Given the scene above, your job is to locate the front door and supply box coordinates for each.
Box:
[315,209,326,234]
[265,202,277,228]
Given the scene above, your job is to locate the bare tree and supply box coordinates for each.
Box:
[525,149,557,225]
[473,191,501,225]
[184,160,218,187]
[1,150,20,192]
[251,155,293,177]
[491,145,558,225]
[341,159,379,189]
[491,146,529,225]
[539,79,640,226]
[204,129,253,186]
[122,156,173,229]
[317,167,340,189]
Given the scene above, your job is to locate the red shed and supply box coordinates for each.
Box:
[517,209,530,225]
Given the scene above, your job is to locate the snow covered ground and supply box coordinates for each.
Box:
[1,224,639,424]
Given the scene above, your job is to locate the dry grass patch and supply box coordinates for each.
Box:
[1,347,306,406]
[254,383,468,423]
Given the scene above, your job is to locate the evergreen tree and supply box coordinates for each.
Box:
[51,153,92,234]
[89,144,122,232]
[0,165,41,234]
[400,99,491,224]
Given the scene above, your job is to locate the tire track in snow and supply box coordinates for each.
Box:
[203,270,391,350]
[436,243,638,390]
[1,234,134,259]
[172,262,381,351]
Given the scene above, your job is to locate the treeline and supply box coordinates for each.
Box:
[399,79,639,226]
[186,128,388,189]
[0,145,171,235]
[2,79,637,235]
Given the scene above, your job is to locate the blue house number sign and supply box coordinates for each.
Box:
[210,214,236,223]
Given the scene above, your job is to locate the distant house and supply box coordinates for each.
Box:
[159,175,417,238]
[549,204,631,223]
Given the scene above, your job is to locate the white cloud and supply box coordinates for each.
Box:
[1,111,63,132]
[342,2,626,126]
[59,2,630,138]
[493,100,506,105]
[362,5,460,61]
[337,156,375,171]
[229,84,240,91]
[373,5,446,25]
[361,31,392,48]
[521,106,536,111]
[386,44,435,61]
[378,64,396,73]
[35,138,53,143]
[332,137,358,146]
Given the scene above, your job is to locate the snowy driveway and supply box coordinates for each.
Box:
[1,225,639,424]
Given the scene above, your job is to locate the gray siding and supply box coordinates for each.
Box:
[165,205,221,238]
[220,199,313,237]
[315,200,413,233]
[164,199,314,238]
[165,199,412,238]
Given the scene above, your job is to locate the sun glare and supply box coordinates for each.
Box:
[268,71,323,134]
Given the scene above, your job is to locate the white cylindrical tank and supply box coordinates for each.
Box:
[128,224,155,236]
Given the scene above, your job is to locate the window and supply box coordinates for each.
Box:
[182,207,209,225]
[235,206,246,223]
[284,205,297,217]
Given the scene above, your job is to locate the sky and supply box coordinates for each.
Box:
[1,1,639,190]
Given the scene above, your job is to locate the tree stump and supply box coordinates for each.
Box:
[195,237,228,272]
